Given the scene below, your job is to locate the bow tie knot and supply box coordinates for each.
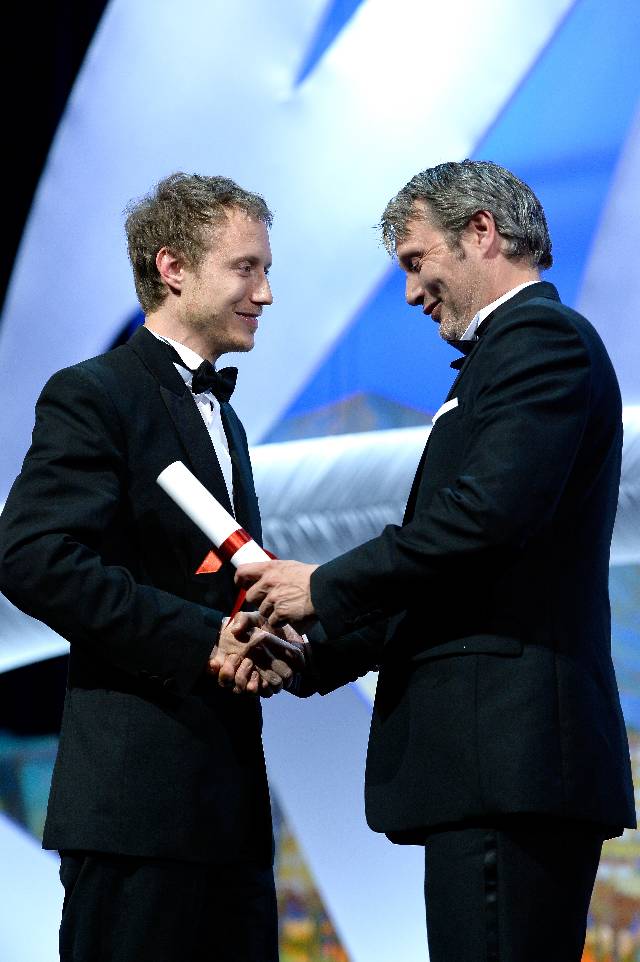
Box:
[448,338,476,357]
[190,360,238,403]
[161,340,238,402]
[448,337,477,370]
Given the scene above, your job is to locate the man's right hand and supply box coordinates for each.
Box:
[207,612,305,696]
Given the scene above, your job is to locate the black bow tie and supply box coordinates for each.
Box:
[162,342,237,402]
[190,361,237,402]
[448,337,477,370]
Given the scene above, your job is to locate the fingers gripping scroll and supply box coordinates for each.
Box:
[236,560,318,628]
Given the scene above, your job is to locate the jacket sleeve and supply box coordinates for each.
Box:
[0,365,220,696]
[290,620,386,697]
[311,307,596,639]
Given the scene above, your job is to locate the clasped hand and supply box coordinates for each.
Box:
[208,611,305,696]
[235,560,318,627]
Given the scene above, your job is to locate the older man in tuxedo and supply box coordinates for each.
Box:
[235,160,636,962]
[0,173,299,962]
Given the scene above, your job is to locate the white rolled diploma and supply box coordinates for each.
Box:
[157,460,269,566]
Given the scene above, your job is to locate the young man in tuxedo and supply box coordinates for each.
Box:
[234,160,636,962]
[0,173,295,962]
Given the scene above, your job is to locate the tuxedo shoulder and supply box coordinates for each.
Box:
[491,294,607,352]
[481,297,618,398]
[42,343,146,397]
[500,293,594,334]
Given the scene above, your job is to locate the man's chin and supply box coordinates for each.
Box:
[219,336,255,356]
[237,335,255,353]
[437,316,467,343]
[437,320,456,342]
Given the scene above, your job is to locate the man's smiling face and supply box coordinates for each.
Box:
[395,202,486,342]
[179,206,273,360]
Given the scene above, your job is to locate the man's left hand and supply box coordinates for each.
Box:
[220,621,307,695]
[236,560,318,627]
[208,610,303,695]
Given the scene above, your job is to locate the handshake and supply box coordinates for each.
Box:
[206,559,319,696]
[207,610,307,696]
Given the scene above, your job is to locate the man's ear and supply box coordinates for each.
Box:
[156,247,186,294]
[465,210,499,254]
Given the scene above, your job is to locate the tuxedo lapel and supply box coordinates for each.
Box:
[445,341,480,401]
[129,327,235,515]
[403,282,562,523]
[403,440,430,523]
[446,281,561,398]
[159,387,235,516]
[221,405,262,544]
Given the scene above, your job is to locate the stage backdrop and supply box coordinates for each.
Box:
[1,2,640,961]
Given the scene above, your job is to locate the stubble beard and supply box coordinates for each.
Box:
[436,272,479,343]
[437,292,478,342]
[438,312,470,342]
[434,245,477,343]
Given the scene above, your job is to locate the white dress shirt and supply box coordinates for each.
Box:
[148,330,235,508]
[460,280,538,342]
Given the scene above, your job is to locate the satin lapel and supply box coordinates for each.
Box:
[403,347,477,523]
[445,339,481,401]
[220,405,262,544]
[444,281,561,400]
[403,373,468,523]
[404,282,562,523]
[128,327,235,514]
[403,436,430,524]
[159,388,235,516]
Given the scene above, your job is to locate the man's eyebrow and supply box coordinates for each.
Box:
[231,254,270,266]
[397,247,421,265]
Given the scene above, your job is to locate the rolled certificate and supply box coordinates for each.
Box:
[157,461,269,566]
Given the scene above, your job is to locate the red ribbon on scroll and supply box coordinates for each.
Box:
[195,536,277,620]
[195,528,253,575]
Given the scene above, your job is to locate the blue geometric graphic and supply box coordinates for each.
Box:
[274,0,640,440]
[295,0,367,86]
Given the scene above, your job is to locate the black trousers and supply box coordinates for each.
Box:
[59,851,279,962]
[424,817,604,962]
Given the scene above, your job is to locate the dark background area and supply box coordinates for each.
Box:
[3,2,108,316]
[1,2,108,734]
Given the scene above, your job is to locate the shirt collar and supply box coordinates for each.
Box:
[146,329,206,384]
[459,280,538,342]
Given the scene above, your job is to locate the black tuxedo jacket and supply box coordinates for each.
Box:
[309,282,636,838]
[0,327,273,864]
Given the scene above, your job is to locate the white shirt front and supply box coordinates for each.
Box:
[148,330,235,509]
[460,280,538,342]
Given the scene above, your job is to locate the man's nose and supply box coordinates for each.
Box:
[253,274,273,305]
[405,274,423,307]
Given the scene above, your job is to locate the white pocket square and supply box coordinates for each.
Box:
[432,397,459,424]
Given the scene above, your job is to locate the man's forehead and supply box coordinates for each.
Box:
[408,198,431,220]
[204,207,270,253]
[395,204,439,254]
[207,205,264,238]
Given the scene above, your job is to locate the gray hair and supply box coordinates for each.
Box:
[380,159,552,269]
[125,172,273,314]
